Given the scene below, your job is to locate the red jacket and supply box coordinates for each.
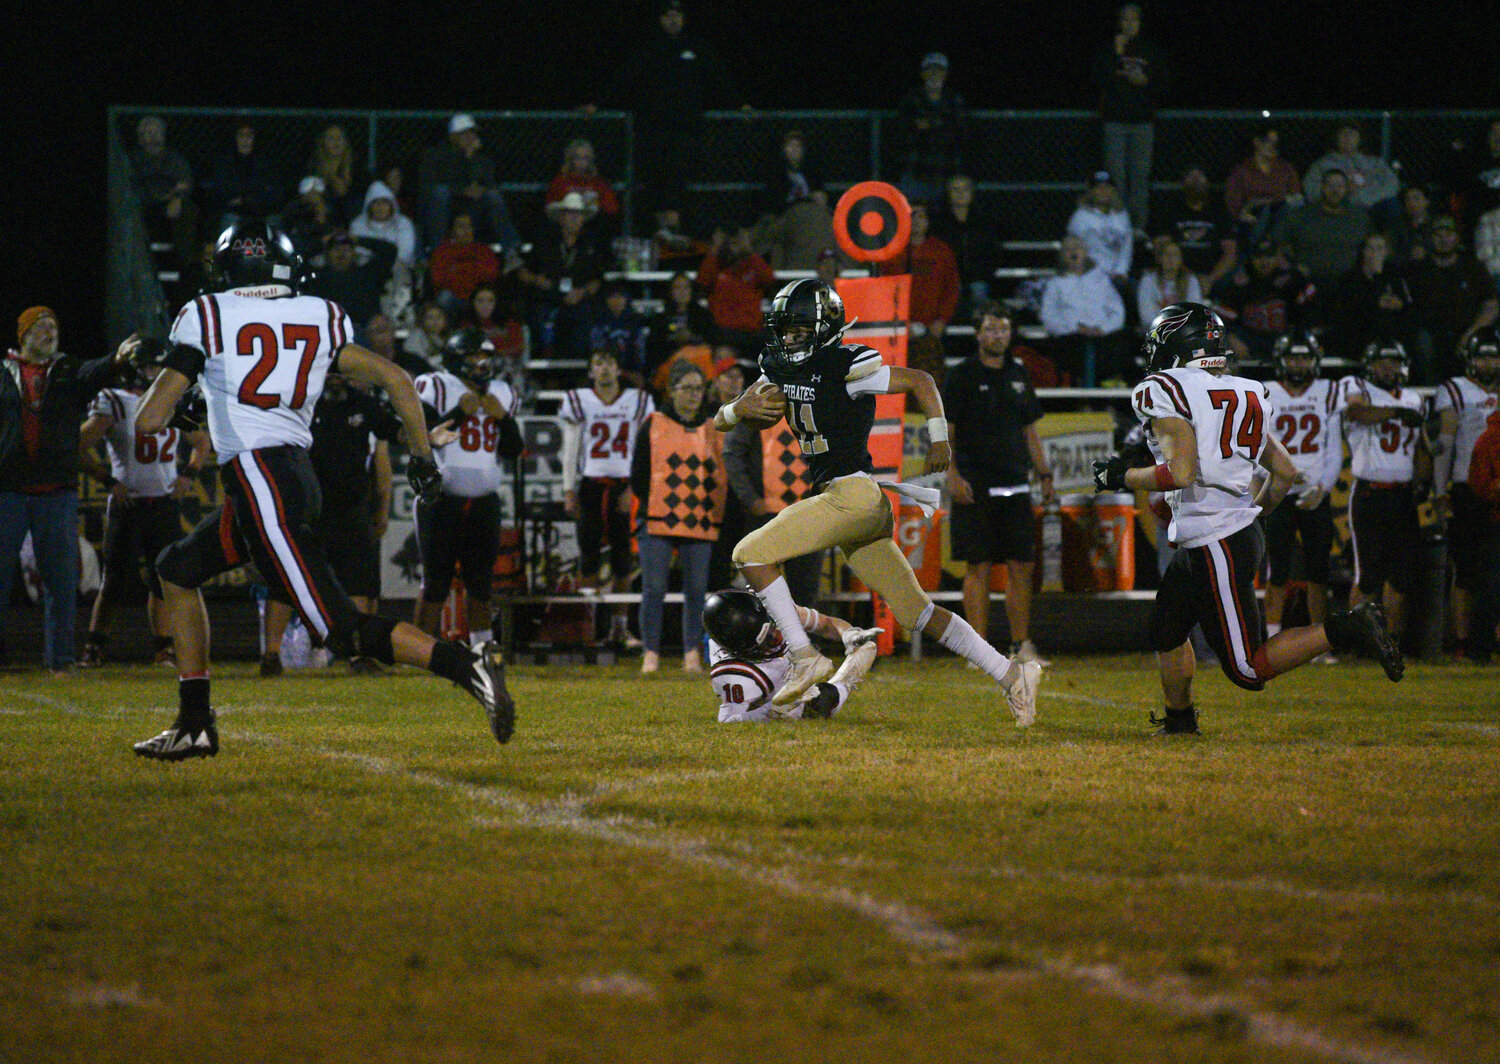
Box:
[878,236,960,326]
[545,173,620,217]
[1468,410,1500,521]
[697,251,777,334]
[429,240,500,303]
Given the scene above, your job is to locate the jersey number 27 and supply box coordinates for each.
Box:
[236,322,321,411]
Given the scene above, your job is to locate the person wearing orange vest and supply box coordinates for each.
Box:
[723,409,821,607]
[630,360,726,674]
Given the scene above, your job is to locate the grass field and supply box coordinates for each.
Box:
[1,653,1497,1064]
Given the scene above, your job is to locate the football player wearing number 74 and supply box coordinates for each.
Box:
[715,279,1044,727]
[1091,302,1404,737]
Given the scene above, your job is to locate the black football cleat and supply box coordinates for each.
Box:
[1347,602,1404,682]
[259,652,283,678]
[133,720,219,761]
[1149,706,1200,736]
[459,642,515,744]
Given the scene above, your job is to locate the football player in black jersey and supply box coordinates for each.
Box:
[715,279,1043,725]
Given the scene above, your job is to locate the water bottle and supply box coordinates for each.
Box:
[1040,497,1064,592]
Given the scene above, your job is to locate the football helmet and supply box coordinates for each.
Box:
[763,279,846,368]
[443,327,496,389]
[1461,326,1500,386]
[211,220,303,295]
[1270,330,1323,386]
[1142,302,1228,372]
[702,588,785,662]
[123,335,170,390]
[1361,338,1409,389]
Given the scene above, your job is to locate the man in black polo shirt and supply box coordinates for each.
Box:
[261,371,404,676]
[943,303,1055,662]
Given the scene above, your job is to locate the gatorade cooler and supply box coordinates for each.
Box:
[1058,492,1136,591]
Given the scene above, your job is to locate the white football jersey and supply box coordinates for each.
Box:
[169,292,348,462]
[414,370,518,498]
[1132,367,1271,548]
[1434,375,1499,482]
[1337,376,1423,482]
[709,641,793,722]
[559,386,655,480]
[1264,378,1345,495]
[87,388,180,498]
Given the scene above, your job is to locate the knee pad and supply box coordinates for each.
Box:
[326,612,398,664]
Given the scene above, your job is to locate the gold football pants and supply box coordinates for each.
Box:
[732,473,932,629]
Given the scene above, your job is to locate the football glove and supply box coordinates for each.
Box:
[1092,454,1128,492]
[168,391,206,433]
[1394,407,1425,428]
[408,455,443,505]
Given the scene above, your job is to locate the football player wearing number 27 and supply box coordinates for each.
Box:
[1091,302,1404,737]
[131,221,516,762]
[715,279,1044,727]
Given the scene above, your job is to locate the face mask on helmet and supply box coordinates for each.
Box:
[702,590,785,662]
[1465,334,1500,386]
[444,329,496,388]
[764,280,845,366]
[1363,344,1408,389]
[1272,334,1322,385]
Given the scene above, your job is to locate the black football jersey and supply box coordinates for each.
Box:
[759,342,884,487]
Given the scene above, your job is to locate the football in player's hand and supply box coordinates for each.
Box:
[737,381,787,428]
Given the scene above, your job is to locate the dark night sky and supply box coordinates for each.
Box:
[10,0,1500,353]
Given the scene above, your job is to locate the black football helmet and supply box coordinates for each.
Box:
[702,588,785,662]
[1362,338,1409,389]
[1462,327,1500,386]
[123,335,171,390]
[211,220,303,295]
[763,279,847,368]
[443,327,496,388]
[1270,330,1323,386]
[1142,302,1228,372]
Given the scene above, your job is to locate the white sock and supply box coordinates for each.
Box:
[469,629,492,648]
[938,614,1013,684]
[1266,622,1282,637]
[755,576,811,652]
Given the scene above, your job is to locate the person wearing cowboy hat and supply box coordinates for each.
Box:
[515,191,610,360]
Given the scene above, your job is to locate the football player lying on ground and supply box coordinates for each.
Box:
[702,588,881,722]
[1091,302,1404,737]
[716,279,1043,727]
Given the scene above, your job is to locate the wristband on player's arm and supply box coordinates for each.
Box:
[926,416,948,443]
[719,398,742,427]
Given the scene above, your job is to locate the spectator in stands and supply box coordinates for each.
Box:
[752,129,837,270]
[350,180,418,268]
[1,310,127,673]
[464,283,519,355]
[1067,170,1134,289]
[1216,238,1318,365]
[1463,118,1500,228]
[429,211,502,320]
[1303,120,1401,230]
[1464,406,1500,663]
[1137,236,1203,324]
[361,311,428,379]
[651,205,711,271]
[418,113,520,253]
[1225,125,1303,252]
[1331,232,1413,360]
[814,247,842,287]
[1474,198,1500,285]
[545,137,620,240]
[305,123,364,226]
[944,302,1056,662]
[1390,183,1434,266]
[645,270,716,382]
[304,230,397,329]
[602,0,743,224]
[1408,215,1500,383]
[631,360,724,674]
[1157,165,1237,294]
[127,114,199,270]
[377,158,417,220]
[1270,169,1371,296]
[200,120,284,231]
[1092,3,1168,231]
[931,173,1003,324]
[402,301,451,373]
[878,202,960,379]
[1039,234,1128,386]
[697,225,777,359]
[587,279,650,379]
[894,52,967,204]
[516,191,609,361]
[279,175,336,260]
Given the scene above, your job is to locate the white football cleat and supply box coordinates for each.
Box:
[1004,660,1044,728]
[771,648,834,707]
[841,627,884,653]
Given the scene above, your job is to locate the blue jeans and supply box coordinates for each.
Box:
[0,490,80,669]
[422,185,519,252]
[1103,121,1155,230]
[638,532,713,654]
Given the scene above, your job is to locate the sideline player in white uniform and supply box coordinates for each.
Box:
[702,588,881,722]
[1337,339,1429,642]
[1432,328,1500,658]
[1092,303,1402,736]
[559,348,654,645]
[412,328,522,646]
[131,220,515,761]
[78,340,209,666]
[1260,331,1344,646]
